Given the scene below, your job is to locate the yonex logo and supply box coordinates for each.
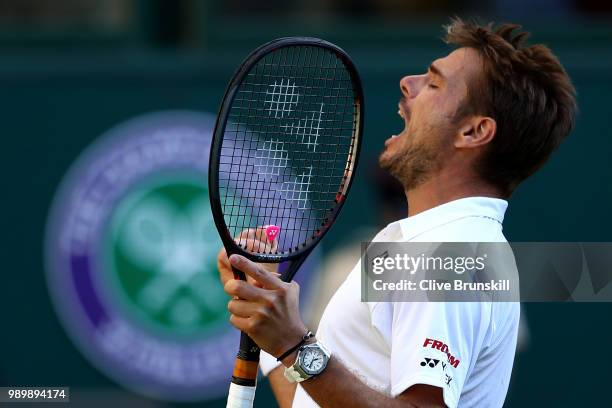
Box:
[420,358,440,368]
[265,225,280,242]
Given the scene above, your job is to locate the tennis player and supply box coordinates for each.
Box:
[218,18,576,407]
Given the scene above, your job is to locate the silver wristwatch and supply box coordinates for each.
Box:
[284,341,331,383]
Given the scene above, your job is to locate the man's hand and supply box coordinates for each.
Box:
[216,227,279,287]
[224,254,308,358]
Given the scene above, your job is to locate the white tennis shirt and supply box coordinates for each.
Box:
[262,197,520,408]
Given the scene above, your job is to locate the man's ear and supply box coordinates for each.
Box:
[455,116,496,148]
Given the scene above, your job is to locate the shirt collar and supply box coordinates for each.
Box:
[386,196,508,242]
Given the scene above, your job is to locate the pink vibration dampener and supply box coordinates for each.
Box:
[265,225,280,242]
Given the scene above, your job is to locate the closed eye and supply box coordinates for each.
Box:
[428,83,439,89]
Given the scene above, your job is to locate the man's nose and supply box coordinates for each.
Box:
[399,75,423,99]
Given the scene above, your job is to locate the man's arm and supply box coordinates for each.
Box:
[276,346,444,408]
[224,254,446,408]
[266,348,444,408]
[268,366,297,408]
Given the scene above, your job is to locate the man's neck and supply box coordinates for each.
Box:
[405,171,504,217]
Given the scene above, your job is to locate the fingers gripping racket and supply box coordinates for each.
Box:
[209,37,363,408]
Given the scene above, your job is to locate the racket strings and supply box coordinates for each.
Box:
[218,45,358,256]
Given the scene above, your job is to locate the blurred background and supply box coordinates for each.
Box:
[1,0,612,407]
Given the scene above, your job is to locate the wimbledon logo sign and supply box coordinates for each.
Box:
[45,111,238,401]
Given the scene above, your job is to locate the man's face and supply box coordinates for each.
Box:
[379,47,481,189]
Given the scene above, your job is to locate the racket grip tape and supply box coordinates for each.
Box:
[227,264,260,405]
[227,383,256,408]
[232,332,260,385]
[228,333,260,407]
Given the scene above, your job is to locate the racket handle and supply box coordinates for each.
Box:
[227,264,261,406]
[228,331,260,408]
[232,331,260,385]
[227,383,256,408]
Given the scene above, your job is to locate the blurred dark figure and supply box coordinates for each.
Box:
[370,163,407,226]
[0,0,128,27]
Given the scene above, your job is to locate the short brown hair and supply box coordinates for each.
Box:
[445,18,577,196]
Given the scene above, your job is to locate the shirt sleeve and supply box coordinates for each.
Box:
[386,300,490,408]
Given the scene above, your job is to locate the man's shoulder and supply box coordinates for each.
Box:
[412,215,507,243]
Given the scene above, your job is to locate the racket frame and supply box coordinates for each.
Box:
[209,37,364,266]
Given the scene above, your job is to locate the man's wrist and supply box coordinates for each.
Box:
[281,336,317,367]
[273,326,312,361]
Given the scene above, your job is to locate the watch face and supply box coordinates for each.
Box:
[300,347,327,375]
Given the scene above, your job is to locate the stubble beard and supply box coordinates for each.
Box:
[379,131,442,191]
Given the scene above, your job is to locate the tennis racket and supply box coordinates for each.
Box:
[208,37,363,408]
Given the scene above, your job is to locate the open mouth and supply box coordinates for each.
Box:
[393,102,409,138]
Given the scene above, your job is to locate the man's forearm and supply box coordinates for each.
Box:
[268,366,297,408]
[280,354,418,408]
